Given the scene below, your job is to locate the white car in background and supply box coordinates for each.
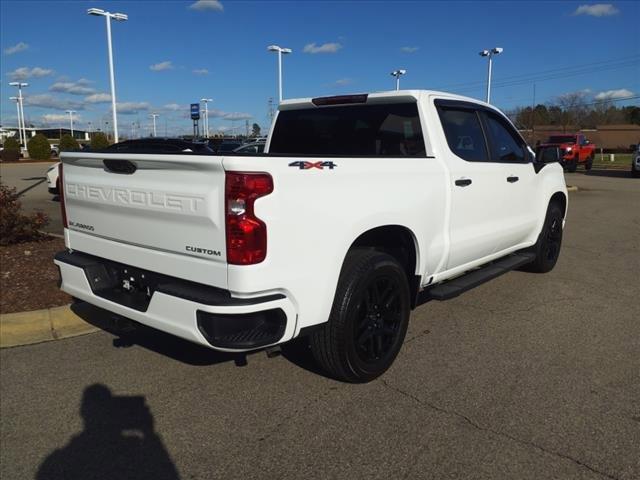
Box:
[46,162,60,195]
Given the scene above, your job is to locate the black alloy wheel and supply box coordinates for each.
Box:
[353,274,404,365]
[311,249,410,383]
[522,202,564,273]
[544,215,562,263]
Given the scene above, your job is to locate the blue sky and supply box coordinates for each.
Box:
[1,0,639,136]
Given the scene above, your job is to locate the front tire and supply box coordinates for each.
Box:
[585,154,594,171]
[566,156,578,173]
[310,249,410,383]
[524,202,564,273]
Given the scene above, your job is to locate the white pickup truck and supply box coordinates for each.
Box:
[55,90,567,382]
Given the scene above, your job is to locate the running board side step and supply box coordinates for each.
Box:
[419,252,536,303]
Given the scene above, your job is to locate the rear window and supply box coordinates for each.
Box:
[269,103,426,157]
[547,136,576,144]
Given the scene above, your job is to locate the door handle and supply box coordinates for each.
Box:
[455,178,472,187]
[507,176,519,183]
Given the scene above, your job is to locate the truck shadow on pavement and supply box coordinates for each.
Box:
[36,384,181,480]
[71,301,249,367]
[71,301,328,377]
[583,169,635,178]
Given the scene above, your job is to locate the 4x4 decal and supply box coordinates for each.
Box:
[288,161,337,170]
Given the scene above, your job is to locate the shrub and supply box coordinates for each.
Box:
[91,132,110,150]
[1,137,20,162]
[27,133,52,160]
[59,134,80,152]
[0,184,49,245]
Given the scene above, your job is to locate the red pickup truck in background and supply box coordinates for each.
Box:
[537,133,596,172]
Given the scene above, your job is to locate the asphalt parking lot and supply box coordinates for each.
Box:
[1,168,639,480]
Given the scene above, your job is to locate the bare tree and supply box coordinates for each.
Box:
[554,91,588,131]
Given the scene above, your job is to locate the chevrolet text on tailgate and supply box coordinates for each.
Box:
[55,90,568,383]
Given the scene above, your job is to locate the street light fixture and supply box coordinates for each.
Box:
[267,45,292,103]
[390,70,406,91]
[150,113,159,137]
[87,7,128,143]
[479,47,503,103]
[9,96,23,146]
[200,98,212,138]
[9,81,28,147]
[65,110,76,137]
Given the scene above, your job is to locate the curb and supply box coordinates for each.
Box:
[0,304,99,348]
[567,186,578,192]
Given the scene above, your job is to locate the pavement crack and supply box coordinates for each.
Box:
[254,384,338,444]
[380,380,620,480]
[404,329,431,344]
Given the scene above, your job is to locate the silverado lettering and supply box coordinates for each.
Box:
[68,221,95,232]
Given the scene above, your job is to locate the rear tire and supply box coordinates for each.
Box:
[310,249,410,383]
[523,202,564,273]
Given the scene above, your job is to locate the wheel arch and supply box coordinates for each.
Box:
[346,224,421,307]
[549,191,567,219]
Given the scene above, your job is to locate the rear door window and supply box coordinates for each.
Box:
[436,107,488,162]
[269,103,426,157]
[483,112,526,163]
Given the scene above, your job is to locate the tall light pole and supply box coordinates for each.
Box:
[9,96,23,146]
[201,98,212,138]
[150,113,159,137]
[88,8,128,143]
[9,82,28,147]
[267,45,292,103]
[390,70,406,91]
[479,47,503,103]
[66,110,76,137]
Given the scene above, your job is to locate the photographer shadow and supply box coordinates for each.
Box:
[36,384,180,480]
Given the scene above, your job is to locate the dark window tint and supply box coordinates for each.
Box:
[485,113,525,163]
[437,108,488,162]
[548,135,576,144]
[217,143,242,152]
[269,103,425,156]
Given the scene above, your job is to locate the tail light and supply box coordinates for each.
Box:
[225,172,273,265]
[59,163,68,228]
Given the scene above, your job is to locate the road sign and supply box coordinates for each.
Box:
[190,103,200,120]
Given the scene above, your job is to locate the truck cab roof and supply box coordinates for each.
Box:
[279,89,493,110]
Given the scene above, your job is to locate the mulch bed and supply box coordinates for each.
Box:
[0,237,71,314]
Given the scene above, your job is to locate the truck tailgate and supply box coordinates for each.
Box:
[61,152,227,279]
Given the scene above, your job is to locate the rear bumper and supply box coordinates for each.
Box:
[54,250,297,352]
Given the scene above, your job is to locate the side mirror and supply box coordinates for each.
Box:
[584,140,590,145]
[536,146,562,164]
[534,146,563,172]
